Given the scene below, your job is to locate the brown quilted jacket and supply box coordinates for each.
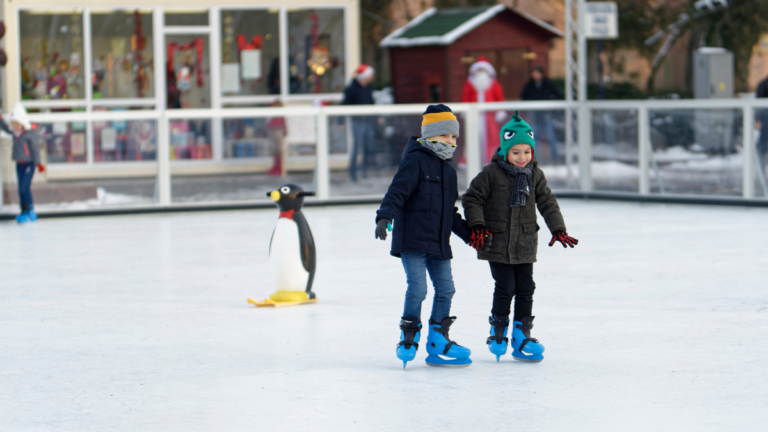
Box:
[462,153,566,264]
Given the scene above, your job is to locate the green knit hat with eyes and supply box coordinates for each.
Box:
[498,110,535,161]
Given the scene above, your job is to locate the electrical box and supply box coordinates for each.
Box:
[693,47,734,99]
[692,48,735,152]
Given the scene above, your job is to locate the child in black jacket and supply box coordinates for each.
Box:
[375,104,473,368]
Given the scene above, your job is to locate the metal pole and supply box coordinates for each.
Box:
[742,104,755,198]
[638,106,650,195]
[577,0,591,191]
[565,0,575,188]
[156,112,171,205]
[315,109,330,199]
[465,104,481,190]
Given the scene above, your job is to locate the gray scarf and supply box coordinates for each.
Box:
[419,138,457,160]
[497,160,532,207]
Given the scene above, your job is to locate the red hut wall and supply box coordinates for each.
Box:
[447,13,552,102]
[390,46,446,104]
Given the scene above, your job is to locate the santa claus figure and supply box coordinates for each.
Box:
[461,56,507,163]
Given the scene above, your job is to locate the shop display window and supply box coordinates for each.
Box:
[166,35,211,109]
[164,11,209,27]
[91,10,155,99]
[36,120,88,164]
[288,9,345,94]
[220,9,280,97]
[169,119,212,160]
[20,10,86,100]
[93,113,157,162]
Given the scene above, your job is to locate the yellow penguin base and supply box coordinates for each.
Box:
[248,290,318,308]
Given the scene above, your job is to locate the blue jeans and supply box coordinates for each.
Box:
[16,163,35,212]
[530,111,559,161]
[401,253,456,322]
[350,120,374,181]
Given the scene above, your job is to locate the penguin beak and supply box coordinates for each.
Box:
[269,191,280,201]
[298,191,316,197]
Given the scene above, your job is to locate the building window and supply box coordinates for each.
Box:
[91,10,155,99]
[166,35,211,109]
[164,10,209,27]
[220,9,280,97]
[19,10,85,100]
[288,9,345,94]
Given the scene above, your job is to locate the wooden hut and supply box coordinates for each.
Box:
[381,5,563,104]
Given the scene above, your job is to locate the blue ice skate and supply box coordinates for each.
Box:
[27,205,38,222]
[486,315,509,362]
[511,316,545,362]
[425,317,472,367]
[396,319,421,369]
[16,211,30,224]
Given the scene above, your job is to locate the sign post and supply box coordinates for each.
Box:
[584,2,618,40]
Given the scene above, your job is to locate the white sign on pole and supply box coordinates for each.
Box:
[584,2,618,39]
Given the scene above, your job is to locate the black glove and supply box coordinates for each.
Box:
[375,219,392,240]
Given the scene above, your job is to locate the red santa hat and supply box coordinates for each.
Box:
[469,56,497,78]
[356,64,375,81]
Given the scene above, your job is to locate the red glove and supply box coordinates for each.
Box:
[549,230,578,248]
[469,225,493,251]
[37,163,46,173]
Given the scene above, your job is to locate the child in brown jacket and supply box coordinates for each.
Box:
[462,111,578,362]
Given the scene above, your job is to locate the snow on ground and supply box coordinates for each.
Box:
[1,201,766,431]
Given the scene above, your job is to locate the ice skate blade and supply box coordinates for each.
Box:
[512,355,543,363]
[425,355,471,367]
[247,297,318,308]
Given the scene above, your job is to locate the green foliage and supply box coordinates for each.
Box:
[699,0,768,91]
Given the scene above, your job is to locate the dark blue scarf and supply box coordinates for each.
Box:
[497,160,532,207]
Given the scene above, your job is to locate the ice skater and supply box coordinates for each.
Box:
[0,103,44,224]
[374,104,473,368]
[462,111,578,362]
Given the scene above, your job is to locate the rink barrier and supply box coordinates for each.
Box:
[2,99,768,218]
[1,192,766,221]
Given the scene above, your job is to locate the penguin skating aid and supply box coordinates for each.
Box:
[248,184,318,308]
[425,317,472,367]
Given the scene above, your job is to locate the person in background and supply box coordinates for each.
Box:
[520,65,563,162]
[266,100,287,176]
[342,64,375,182]
[0,103,44,223]
[756,73,768,167]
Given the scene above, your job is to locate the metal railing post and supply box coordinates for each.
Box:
[465,103,481,190]
[638,106,650,195]
[156,112,172,205]
[315,108,330,200]
[578,105,592,191]
[742,104,755,198]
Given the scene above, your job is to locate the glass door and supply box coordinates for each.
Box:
[164,34,211,109]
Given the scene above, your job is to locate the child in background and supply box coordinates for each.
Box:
[462,111,578,362]
[0,103,44,224]
[375,104,473,369]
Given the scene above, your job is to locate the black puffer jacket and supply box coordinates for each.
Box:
[376,137,471,259]
[520,78,563,101]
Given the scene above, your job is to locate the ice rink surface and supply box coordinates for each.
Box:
[1,200,767,431]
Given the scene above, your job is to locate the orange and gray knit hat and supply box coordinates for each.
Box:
[421,104,460,138]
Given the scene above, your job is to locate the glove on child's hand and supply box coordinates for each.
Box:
[469,225,493,251]
[37,164,45,173]
[549,230,578,248]
[375,219,392,240]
